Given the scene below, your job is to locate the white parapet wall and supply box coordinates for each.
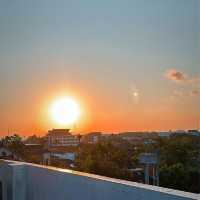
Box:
[0,160,199,200]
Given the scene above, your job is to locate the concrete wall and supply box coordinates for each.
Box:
[0,160,199,200]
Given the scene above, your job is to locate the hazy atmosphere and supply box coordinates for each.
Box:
[0,0,199,136]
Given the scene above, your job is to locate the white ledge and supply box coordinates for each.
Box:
[0,159,199,200]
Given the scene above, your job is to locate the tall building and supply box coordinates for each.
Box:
[46,129,79,147]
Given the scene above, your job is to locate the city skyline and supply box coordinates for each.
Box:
[0,0,199,136]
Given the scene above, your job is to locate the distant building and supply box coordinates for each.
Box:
[117,132,158,145]
[46,129,79,147]
[158,132,171,138]
[171,130,186,136]
[81,132,102,144]
[172,130,200,137]
[187,130,200,136]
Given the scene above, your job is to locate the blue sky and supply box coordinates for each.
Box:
[0,0,199,135]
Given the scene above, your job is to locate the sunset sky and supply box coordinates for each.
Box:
[0,0,199,136]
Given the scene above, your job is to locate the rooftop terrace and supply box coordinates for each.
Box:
[0,160,199,200]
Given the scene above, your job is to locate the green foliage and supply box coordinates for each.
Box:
[159,137,200,168]
[75,141,134,181]
[160,163,200,193]
[147,136,200,193]
[25,135,45,145]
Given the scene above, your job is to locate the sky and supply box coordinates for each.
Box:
[0,0,199,136]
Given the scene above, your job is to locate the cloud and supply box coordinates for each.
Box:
[165,69,187,82]
[165,68,200,84]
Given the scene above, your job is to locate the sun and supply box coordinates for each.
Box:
[50,97,80,126]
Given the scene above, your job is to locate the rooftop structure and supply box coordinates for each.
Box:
[0,160,199,200]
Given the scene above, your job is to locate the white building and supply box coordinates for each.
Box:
[46,129,79,147]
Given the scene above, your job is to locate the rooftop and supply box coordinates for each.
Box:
[0,160,199,200]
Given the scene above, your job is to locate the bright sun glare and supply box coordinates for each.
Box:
[50,97,80,126]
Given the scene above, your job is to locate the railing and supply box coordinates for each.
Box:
[0,160,199,200]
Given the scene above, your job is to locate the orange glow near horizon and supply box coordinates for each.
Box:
[0,88,199,137]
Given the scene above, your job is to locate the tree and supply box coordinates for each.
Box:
[75,141,134,181]
[142,136,200,193]
[25,135,45,145]
[1,134,26,159]
[160,163,200,193]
